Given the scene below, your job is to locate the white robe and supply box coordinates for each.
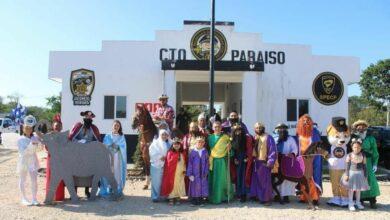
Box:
[277,136,298,197]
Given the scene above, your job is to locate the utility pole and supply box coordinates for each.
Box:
[209,0,216,118]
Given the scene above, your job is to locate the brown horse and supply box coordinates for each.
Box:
[272,141,329,210]
[132,105,158,190]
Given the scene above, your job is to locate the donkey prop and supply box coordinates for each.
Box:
[42,131,119,203]
[132,105,158,190]
[272,141,329,210]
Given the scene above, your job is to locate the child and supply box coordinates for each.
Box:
[187,136,209,206]
[17,115,41,206]
[149,129,171,202]
[341,138,370,211]
[99,120,127,198]
[160,137,186,205]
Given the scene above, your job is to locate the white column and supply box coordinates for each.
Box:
[242,71,258,132]
[164,70,176,113]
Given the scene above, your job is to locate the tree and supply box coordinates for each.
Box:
[360,59,390,125]
[46,95,61,113]
[349,96,386,126]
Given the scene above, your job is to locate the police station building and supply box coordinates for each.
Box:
[48,20,359,151]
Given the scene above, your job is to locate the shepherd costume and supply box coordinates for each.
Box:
[99,132,127,197]
[45,114,65,201]
[154,94,175,130]
[160,140,187,199]
[208,133,234,204]
[249,133,277,203]
[149,130,171,201]
[296,115,322,203]
[326,117,350,207]
[187,146,209,204]
[352,120,380,208]
[230,126,254,201]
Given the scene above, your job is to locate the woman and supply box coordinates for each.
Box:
[149,129,171,202]
[99,120,127,198]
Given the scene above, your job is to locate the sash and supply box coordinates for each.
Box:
[209,134,230,170]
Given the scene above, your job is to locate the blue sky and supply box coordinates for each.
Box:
[0,0,389,107]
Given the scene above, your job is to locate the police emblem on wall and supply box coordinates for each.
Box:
[70,69,95,105]
[312,72,344,105]
[190,27,227,61]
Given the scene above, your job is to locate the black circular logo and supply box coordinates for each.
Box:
[190,28,227,61]
[333,147,346,159]
[312,72,344,105]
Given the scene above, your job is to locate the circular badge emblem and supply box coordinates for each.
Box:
[333,147,346,159]
[190,28,227,61]
[312,72,344,105]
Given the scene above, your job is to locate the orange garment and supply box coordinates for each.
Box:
[299,137,311,154]
[299,178,320,202]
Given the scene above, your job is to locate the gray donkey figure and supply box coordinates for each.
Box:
[42,131,119,203]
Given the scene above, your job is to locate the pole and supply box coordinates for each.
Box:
[209,0,216,118]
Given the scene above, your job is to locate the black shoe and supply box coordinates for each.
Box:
[283,196,290,203]
[240,195,247,203]
[370,200,378,209]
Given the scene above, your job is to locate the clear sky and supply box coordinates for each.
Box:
[0,0,389,107]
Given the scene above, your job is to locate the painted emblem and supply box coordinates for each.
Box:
[190,27,227,61]
[70,69,95,105]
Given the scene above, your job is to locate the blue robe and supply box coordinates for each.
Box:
[99,133,127,196]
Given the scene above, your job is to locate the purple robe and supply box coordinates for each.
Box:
[249,135,277,202]
[186,149,209,198]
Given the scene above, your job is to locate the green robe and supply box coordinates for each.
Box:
[208,134,234,204]
[361,136,380,198]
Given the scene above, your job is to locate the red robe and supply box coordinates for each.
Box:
[45,151,65,201]
[160,150,186,197]
[68,122,101,142]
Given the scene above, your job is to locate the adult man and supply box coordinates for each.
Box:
[197,113,211,136]
[230,124,253,202]
[222,111,248,134]
[273,123,299,203]
[175,107,190,134]
[249,122,276,205]
[182,121,202,154]
[153,94,175,131]
[68,110,101,198]
[208,121,234,204]
[296,114,322,205]
[352,120,380,209]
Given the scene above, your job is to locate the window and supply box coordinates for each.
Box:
[287,99,309,122]
[116,96,126,118]
[104,96,127,119]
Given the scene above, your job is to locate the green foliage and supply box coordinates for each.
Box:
[349,95,387,126]
[46,95,61,113]
[183,105,208,121]
[359,59,390,110]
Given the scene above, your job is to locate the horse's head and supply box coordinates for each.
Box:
[304,141,330,159]
[131,104,158,137]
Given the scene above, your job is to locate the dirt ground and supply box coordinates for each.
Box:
[0,133,389,220]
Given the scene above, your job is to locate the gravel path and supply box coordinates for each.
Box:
[0,133,389,220]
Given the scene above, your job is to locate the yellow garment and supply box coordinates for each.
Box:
[329,169,348,197]
[189,137,197,152]
[209,134,230,170]
[256,134,268,161]
[299,136,311,154]
[168,155,186,199]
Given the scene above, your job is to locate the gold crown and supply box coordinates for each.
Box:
[195,136,205,141]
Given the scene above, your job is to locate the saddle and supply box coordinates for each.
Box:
[280,154,305,178]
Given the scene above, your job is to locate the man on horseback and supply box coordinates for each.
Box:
[273,123,299,204]
[153,94,175,131]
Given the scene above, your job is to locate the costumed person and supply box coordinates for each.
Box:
[175,107,190,135]
[45,114,65,202]
[230,124,254,202]
[68,110,101,198]
[341,138,370,211]
[160,138,186,205]
[183,121,203,153]
[296,114,322,205]
[17,115,41,206]
[99,120,127,198]
[352,120,380,209]
[273,123,299,204]
[208,121,234,204]
[149,129,171,202]
[187,136,209,206]
[221,111,249,134]
[249,122,277,205]
[326,117,351,207]
[153,94,175,131]
[197,113,211,136]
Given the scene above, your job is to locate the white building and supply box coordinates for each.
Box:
[48,20,359,158]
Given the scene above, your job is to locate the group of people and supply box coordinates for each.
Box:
[15,93,380,212]
[17,111,127,206]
